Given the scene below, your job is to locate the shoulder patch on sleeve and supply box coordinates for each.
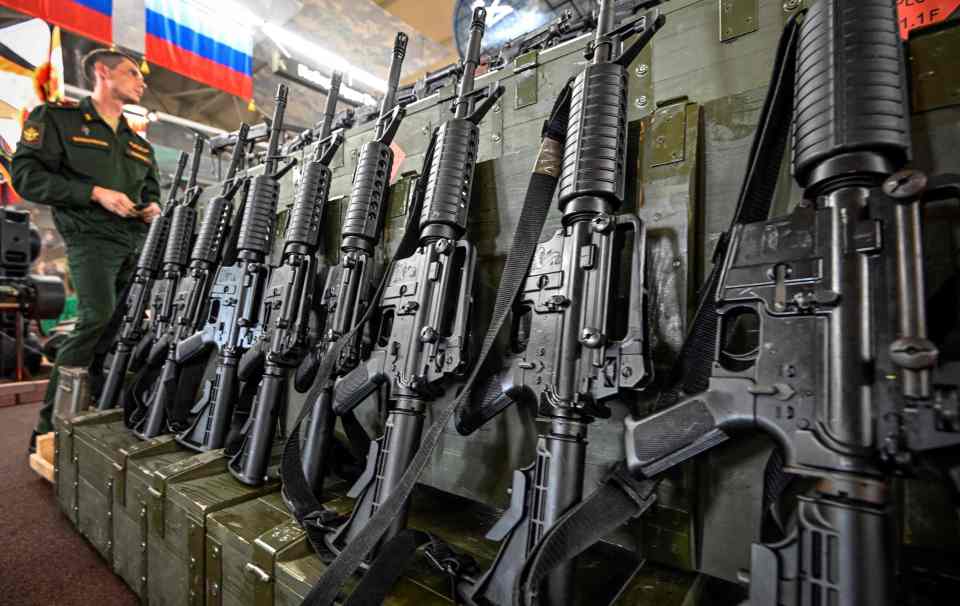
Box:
[20,121,43,148]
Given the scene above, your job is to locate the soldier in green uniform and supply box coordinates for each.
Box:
[13,49,161,450]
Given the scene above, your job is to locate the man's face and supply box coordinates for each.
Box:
[98,58,146,104]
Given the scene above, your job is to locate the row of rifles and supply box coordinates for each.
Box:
[90,2,663,603]
[90,1,960,605]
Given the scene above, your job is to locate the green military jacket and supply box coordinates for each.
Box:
[12,96,161,247]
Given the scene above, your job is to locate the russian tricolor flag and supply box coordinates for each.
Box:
[144,0,253,99]
[0,1,112,45]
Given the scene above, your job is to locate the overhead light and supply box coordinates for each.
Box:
[196,0,387,93]
[261,23,387,92]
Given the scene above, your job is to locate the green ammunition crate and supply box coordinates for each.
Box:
[73,418,145,561]
[149,464,281,606]
[205,492,301,606]
[203,480,354,606]
[274,487,503,605]
[53,409,122,527]
[112,435,210,600]
[274,487,699,605]
[138,447,227,606]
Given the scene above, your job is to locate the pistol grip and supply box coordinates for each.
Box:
[624,397,730,478]
[131,333,153,371]
[238,345,266,382]
[174,331,208,364]
[294,350,321,393]
[147,334,170,365]
[333,364,387,416]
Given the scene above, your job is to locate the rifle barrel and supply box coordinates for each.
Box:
[221,123,250,194]
[186,134,205,190]
[455,7,486,119]
[264,84,289,175]
[165,152,189,207]
[318,71,342,143]
[592,0,615,64]
[376,32,408,139]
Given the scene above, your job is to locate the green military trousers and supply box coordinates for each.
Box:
[36,236,137,433]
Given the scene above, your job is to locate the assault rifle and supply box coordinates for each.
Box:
[456,4,662,604]
[515,2,960,604]
[228,72,348,485]
[620,2,960,602]
[292,33,410,497]
[491,0,663,67]
[175,84,296,452]
[133,135,207,367]
[131,124,250,439]
[395,62,458,107]
[327,8,503,551]
[96,150,190,410]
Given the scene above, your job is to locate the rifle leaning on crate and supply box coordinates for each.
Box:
[130,135,207,369]
[93,150,190,410]
[226,72,347,485]
[280,8,569,604]
[453,4,662,604]
[174,84,297,452]
[323,6,502,552]
[513,3,960,605]
[127,124,251,438]
[289,32,410,501]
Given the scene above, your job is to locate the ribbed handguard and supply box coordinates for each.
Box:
[163,206,197,268]
[285,159,331,248]
[792,0,911,187]
[557,62,628,211]
[191,196,230,265]
[419,118,480,235]
[342,141,393,245]
[237,175,279,255]
[136,215,171,272]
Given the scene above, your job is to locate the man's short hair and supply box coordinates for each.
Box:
[82,48,139,84]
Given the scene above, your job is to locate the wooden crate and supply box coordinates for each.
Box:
[0,379,49,408]
[29,432,55,482]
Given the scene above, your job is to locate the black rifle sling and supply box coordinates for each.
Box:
[124,357,163,427]
[513,13,804,606]
[341,528,431,606]
[294,82,574,606]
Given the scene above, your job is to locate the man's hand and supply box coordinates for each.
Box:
[91,186,137,217]
[139,203,161,224]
